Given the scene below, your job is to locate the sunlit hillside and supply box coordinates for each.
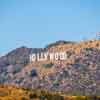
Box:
[0,85,100,100]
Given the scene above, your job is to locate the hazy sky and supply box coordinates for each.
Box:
[0,0,100,55]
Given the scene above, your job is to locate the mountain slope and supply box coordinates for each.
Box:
[0,40,100,95]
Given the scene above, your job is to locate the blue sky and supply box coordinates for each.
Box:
[0,0,100,55]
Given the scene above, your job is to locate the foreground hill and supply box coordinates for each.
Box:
[0,85,65,100]
[0,40,100,95]
[0,85,100,100]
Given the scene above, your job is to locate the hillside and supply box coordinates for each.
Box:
[0,85,65,100]
[0,40,100,95]
[0,85,100,100]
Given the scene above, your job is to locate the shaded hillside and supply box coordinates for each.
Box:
[0,46,46,77]
[0,46,45,66]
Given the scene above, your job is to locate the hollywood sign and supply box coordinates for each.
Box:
[29,52,68,62]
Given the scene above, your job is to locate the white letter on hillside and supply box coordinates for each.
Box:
[29,54,36,62]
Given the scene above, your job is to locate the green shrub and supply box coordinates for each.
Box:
[13,67,21,74]
[29,93,37,99]
[43,62,54,68]
[21,97,28,100]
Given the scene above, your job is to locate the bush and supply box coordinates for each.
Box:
[30,69,38,77]
[21,97,28,100]
[46,94,64,100]
[13,67,21,74]
[29,93,37,99]
[43,62,54,68]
